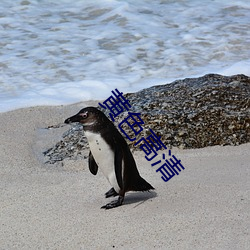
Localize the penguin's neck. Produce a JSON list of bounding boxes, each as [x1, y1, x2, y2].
[[82, 122, 108, 134]]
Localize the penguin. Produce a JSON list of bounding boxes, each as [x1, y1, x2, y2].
[[65, 107, 154, 209]]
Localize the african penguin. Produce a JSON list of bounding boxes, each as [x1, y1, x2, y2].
[[65, 107, 154, 209]]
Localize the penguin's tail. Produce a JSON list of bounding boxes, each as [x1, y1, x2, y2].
[[131, 176, 154, 192]]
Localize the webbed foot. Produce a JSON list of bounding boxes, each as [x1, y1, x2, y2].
[[105, 187, 118, 198], [101, 196, 124, 209]]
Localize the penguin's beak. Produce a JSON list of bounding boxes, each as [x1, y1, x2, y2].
[[64, 114, 81, 124]]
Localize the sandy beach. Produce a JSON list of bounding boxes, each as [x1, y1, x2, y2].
[[0, 102, 249, 250]]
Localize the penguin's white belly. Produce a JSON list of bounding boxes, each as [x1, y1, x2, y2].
[[85, 131, 120, 193]]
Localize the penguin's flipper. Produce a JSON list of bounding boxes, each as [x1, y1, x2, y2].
[[105, 187, 118, 198], [88, 151, 98, 175], [114, 146, 124, 190], [101, 196, 124, 209]]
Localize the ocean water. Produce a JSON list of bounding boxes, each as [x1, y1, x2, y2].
[[0, 0, 249, 112]]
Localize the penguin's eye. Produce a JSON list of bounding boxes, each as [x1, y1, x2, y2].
[[79, 112, 88, 119]]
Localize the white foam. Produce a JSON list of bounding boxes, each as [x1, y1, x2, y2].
[[0, 0, 249, 112], [218, 60, 250, 76]]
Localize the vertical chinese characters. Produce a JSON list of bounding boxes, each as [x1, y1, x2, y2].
[[99, 89, 185, 182]]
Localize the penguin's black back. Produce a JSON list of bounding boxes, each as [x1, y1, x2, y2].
[[98, 114, 154, 192]]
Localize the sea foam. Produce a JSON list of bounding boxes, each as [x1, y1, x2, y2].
[[0, 0, 249, 112]]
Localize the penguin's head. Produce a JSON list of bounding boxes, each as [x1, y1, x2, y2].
[[65, 107, 108, 129]]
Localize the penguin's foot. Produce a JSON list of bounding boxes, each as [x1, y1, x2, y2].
[[105, 187, 118, 198], [101, 196, 124, 209]]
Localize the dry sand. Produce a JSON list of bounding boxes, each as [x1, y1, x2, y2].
[[0, 102, 249, 250]]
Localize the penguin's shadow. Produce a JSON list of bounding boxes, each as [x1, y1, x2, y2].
[[122, 190, 157, 208]]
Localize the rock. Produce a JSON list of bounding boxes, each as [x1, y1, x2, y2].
[[43, 74, 250, 164]]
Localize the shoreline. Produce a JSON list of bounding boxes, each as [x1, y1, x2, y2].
[[0, 103, 249, 249]]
